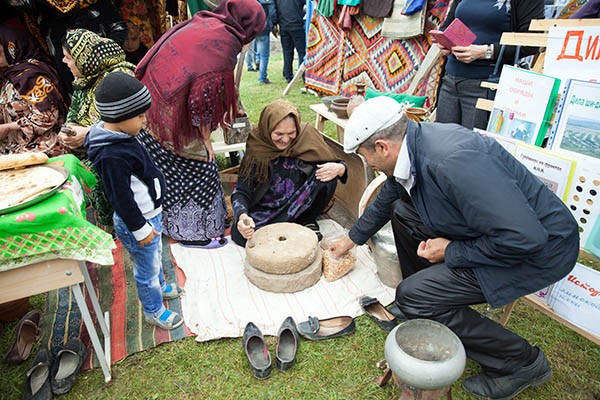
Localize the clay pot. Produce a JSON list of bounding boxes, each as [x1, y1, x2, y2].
[[384, 319, 466, 390], [347, 82, 367, 117], [322, 95, 346, 111], [405, 107, 430, 122], [330, 97, 350, 119]]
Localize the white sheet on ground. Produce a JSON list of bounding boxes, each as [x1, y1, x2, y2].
[[171, 219, 396, 341]]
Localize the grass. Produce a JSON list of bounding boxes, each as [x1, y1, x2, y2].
[[1, 52, 600, 400]]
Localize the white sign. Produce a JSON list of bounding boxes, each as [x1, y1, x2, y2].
[[544, 27, 600, 88], [548, 263, 600, 339]]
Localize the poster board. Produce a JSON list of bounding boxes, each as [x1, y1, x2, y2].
[[548, 79, 600, 161], [486, 66, 560, 146], [544, 26, 600, 89]]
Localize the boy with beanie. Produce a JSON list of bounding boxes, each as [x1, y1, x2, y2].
[[86, 71, 184, 330]]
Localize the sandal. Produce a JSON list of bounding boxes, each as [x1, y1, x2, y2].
[[145, 309, 184, 330], [162, 283, 183, 300]]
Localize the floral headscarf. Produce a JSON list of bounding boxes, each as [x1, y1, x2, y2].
[[63, 29, 135, 125]]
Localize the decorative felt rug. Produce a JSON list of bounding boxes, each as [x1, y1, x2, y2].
[[40, 237, 192, 369], [305, 0, 450, 101], [173, 219, 396, 341]]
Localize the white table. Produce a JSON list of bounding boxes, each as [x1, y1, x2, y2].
[[309, 103, 348, 143], [0, 259, 112, 382]]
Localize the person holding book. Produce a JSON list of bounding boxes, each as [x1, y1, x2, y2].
[[433, 0, 544, 130], [331, 97, 579, 400], [86, 72, 184, 330]]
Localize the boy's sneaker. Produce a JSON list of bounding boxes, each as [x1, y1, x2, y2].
[[162, 283, 183, 300], [145, 309, 184, 330]]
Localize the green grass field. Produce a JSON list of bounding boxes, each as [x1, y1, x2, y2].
[[1, 52, 599, 400]]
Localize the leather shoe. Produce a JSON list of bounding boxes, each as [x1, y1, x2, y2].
[[462, 347, 552, 400], [242, 322, 272, 379], [5, 309, 42, 365], [359, 296, 398, 332], [50, 338, 87, 395], [276, 317, 298, 371], [297, 316, 355, 340], [21, 349, 53, 400], [387, 303, 407, 320]]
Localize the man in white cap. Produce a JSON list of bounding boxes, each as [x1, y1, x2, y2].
[[332, 96, 579, 399]]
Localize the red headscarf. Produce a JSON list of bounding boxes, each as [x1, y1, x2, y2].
[[0, 25, 67, 116], [135, 0, 266, 153]]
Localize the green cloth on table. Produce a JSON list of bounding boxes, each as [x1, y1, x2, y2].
[[0, 154, 115, 269], [365, 87, 427, 108], [187, 0, 211, 15]]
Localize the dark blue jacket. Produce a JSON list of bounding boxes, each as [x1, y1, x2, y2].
[[350, 122, 579, 307], [86, 124, 166, 240]]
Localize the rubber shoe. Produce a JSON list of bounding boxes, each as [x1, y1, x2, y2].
[[145, 309, 184, 330], [162, 283, 183, 300], [462, 347, 552, 400]]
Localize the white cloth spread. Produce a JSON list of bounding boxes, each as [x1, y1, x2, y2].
[[172, 219, 396, 341]]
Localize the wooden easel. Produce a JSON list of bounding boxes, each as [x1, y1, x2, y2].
[[478, 19, 600, 346]]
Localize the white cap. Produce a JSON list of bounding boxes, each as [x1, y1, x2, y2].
[[343, 96, 405, 153]]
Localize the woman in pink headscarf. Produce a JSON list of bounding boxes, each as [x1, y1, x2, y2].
[[135, 0, 265, 247]]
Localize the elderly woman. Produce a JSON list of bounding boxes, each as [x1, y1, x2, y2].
[[135, 0, 266, 248], [231, 99, 347, 247], [0, 25, 67, 156]]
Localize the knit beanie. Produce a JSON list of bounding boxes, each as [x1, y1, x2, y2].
[[95, 71, 151, 123]]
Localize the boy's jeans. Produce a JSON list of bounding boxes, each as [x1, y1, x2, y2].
[[255, 33, 270, 82], [113, 213, 165, 318]]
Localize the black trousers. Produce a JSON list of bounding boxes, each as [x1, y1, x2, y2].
[[391, 198, 536, 376]]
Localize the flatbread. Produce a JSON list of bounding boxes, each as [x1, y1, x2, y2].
[[0, 152, 48, 171], [0, 166, 66, 209]]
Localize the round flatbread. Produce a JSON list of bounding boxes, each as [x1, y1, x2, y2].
[[0, 165, 66, 209], [0, 152, 49, 171]]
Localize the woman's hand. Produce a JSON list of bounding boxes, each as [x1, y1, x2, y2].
[[59, 124, 88, 149], [316, 162, 345, 182], [452, 45, 487, 64], [237, 213, 255, 240], [416, 237, 451, 263], [329, 235, 356, 258], [0, 122, 20, 139]]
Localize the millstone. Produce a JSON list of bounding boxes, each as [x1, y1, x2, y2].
[[245, 222, 318, 274], [244, 250, 322, 293]]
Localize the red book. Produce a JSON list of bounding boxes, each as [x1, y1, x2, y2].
[[430, 18, 476, 49]]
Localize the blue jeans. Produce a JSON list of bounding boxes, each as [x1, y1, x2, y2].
[[113, 212, 166, 318], [245, 39, 257, 69], [255, 33, 270, 82]]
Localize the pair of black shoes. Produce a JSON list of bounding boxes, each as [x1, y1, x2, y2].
[[242, 317, 299, 379], [22, 338, 87, 400]]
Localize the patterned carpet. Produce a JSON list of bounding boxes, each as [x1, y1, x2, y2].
[[40, 236, 191, 370], [305, 0, 451, 101]]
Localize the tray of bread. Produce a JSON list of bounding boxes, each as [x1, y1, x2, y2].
[[0, 152, 69, 215]]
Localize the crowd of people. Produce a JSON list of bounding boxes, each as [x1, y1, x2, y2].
[[0, 0, 591, 399]]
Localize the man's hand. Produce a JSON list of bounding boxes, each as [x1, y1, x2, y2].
[[316, 162, 345, 182], [237, 213, 255, 240], [417, 237, 451, 263], [329, 234, 356, 258], [139, 229, 160, 247], [59, 124, 88, 149], [452, 45, 487, 64]]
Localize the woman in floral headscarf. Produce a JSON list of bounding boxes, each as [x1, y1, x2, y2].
[[58, 29, 135, 229], [0, 25, 68, 156], [231, 99, 347, 247], [58, 28, 135, 150], [135, 0, 266, 247]]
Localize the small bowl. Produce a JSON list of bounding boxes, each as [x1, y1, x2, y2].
[[332, 97, 350, 107], [322, 95, 346, 110]]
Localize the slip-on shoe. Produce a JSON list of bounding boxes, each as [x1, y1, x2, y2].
[[50, 338, 87, 395], [5, 309, 42, 365], [242, 322, 272, 379], [297, 316, 355, 340], [21, 349, 53, 400], [360, 296, 399, 332], [276, 317, 299, 371]]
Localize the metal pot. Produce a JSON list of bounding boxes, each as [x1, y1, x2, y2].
[[384, 319, 466, 390]]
